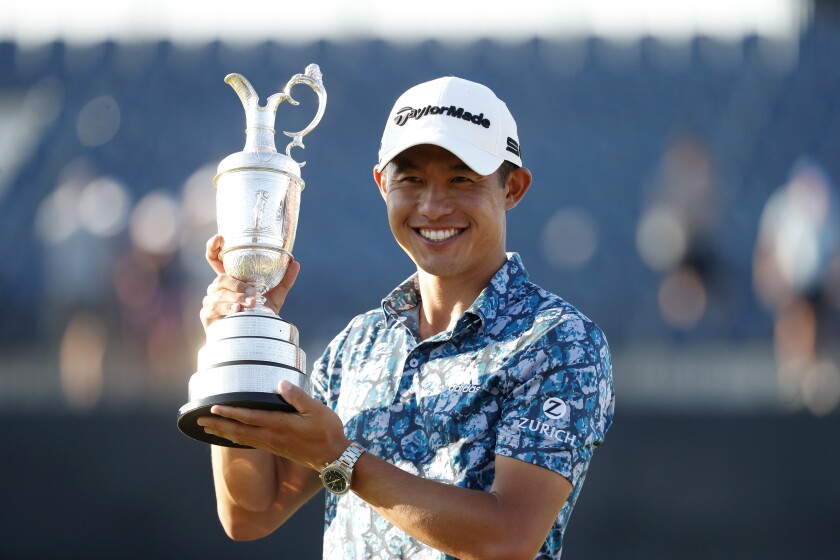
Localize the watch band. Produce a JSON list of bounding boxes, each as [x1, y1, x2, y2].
[[333, 441, 365, 472]]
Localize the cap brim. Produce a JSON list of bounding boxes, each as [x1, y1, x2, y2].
[[378, 132, 505, 177]]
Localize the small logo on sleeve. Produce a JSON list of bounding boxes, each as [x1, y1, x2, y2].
[[542, 397, 567, 420], [509, 398, 577, 447], [516, 417, 578, 446]]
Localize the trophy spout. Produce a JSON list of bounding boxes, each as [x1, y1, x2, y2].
[[225, 73, 287, 156], [224, 64, 327, 166]]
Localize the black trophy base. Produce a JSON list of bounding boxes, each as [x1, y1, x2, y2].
[[177, 392, 297, 448]]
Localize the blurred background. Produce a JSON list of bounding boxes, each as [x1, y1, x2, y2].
[[1, 0, 839, 558]]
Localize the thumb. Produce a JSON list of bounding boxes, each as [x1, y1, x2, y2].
[[206, 234, 226, 276], [279, 379, 311, 412]]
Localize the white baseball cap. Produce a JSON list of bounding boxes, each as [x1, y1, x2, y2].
[[378, 76, 522, 176]]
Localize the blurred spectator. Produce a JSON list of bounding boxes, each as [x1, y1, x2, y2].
[[636, 131, 723, 330], [753, 159, 840, 414]]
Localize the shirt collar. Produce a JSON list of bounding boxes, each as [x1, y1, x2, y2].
[[381, 253, 531, 333], [466, 252, 530, 329]]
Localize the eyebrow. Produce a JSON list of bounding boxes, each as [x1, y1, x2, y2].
[[390, 160, 474, 173]]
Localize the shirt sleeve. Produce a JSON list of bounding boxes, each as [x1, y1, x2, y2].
[[495, 314, 614, 488]]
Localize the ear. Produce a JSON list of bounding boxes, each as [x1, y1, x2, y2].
[[504, 167, 532, 210], [373, 164, 387, 201]]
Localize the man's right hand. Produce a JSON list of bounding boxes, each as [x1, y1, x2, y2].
[[200, 234, 301, 330]]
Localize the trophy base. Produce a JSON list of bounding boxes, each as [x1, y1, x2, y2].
[[177, 391, 296, 448]]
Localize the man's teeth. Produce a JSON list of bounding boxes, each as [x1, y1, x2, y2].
[[419, 228, 461, 241]]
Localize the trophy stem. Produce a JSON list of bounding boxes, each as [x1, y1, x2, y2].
[[238, 281, 275, 315], [256, 281, 268, 308]]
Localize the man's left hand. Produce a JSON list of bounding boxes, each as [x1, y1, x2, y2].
[[197, 380, 350, 472]]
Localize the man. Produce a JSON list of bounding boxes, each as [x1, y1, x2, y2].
[[198, 76, 614, 559]]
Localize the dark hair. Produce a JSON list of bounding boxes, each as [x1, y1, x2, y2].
[[497, 160, 519, 186]]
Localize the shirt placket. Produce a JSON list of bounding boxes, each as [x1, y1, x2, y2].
[[395, 343, 428, 405]]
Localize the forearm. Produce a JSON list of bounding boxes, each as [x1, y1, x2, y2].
[[211, 446, 278, 514], [351, 454, 549, 560], [210, 446, 320, 540], [210, 446, 279, 539]]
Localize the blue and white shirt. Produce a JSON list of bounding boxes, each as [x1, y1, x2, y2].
[[311, 253, 614, 559]]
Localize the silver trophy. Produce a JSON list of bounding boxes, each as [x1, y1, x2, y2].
[[178, 64, 327, 447]]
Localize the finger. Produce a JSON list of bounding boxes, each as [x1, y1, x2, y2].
[[204, 290, 255, 309], [199, 416, 262, 448], [197, 414, 237, 431], [265, 259, 301, 313], [207, 274, 254, 297], [205, 276, 256, 312], [203, 286, 254, 310], [205, 234, 226, 276], [201, 293, 249, 319], [200, 289, 256, 329], [278, 380, 313, 414], [279, 259, 301, 290], [209, 405, 283, 428]]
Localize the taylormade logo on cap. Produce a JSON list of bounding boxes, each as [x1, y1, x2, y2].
[[393, 105, 491, 128], [378, 76, 522, 176]]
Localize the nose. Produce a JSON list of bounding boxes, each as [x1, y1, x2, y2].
[[417, 182, 454, 220]]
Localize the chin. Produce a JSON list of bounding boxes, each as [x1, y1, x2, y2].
[[415, 260, 462, 278]]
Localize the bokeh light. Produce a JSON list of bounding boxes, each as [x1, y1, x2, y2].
[[181, 162, 217, 229], [34, 179, 82, 245], [540, 207, 599, 269], [129, 190, 181, 255], [801, 361, 840, 416], [59, 313, 107, 410], [23, 76, 64, 125], [636, 206, 687, 272], [78, 176, 131, 237], [179, 162, 220, 285], [0, 77, 64, 200], [658, 266, 707, 329], [76, 94, 121, 147]]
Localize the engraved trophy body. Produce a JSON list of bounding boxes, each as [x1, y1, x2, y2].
[[178, 65, 326, 448]]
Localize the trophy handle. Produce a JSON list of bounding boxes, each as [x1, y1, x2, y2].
[[281, 64, 327, 167]]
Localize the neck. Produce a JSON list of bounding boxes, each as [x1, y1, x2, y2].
[[416, 254, 507, 340]]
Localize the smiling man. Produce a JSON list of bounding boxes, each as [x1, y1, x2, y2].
[[198, 76, 615, 559]]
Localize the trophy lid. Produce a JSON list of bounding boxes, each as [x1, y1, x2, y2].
[[216, 65, 326, 184]]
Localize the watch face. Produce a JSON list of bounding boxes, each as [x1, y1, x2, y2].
[[322, 467, 349, 495]]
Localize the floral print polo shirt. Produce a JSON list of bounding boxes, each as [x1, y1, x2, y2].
[[311, 253, 615, 559]]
